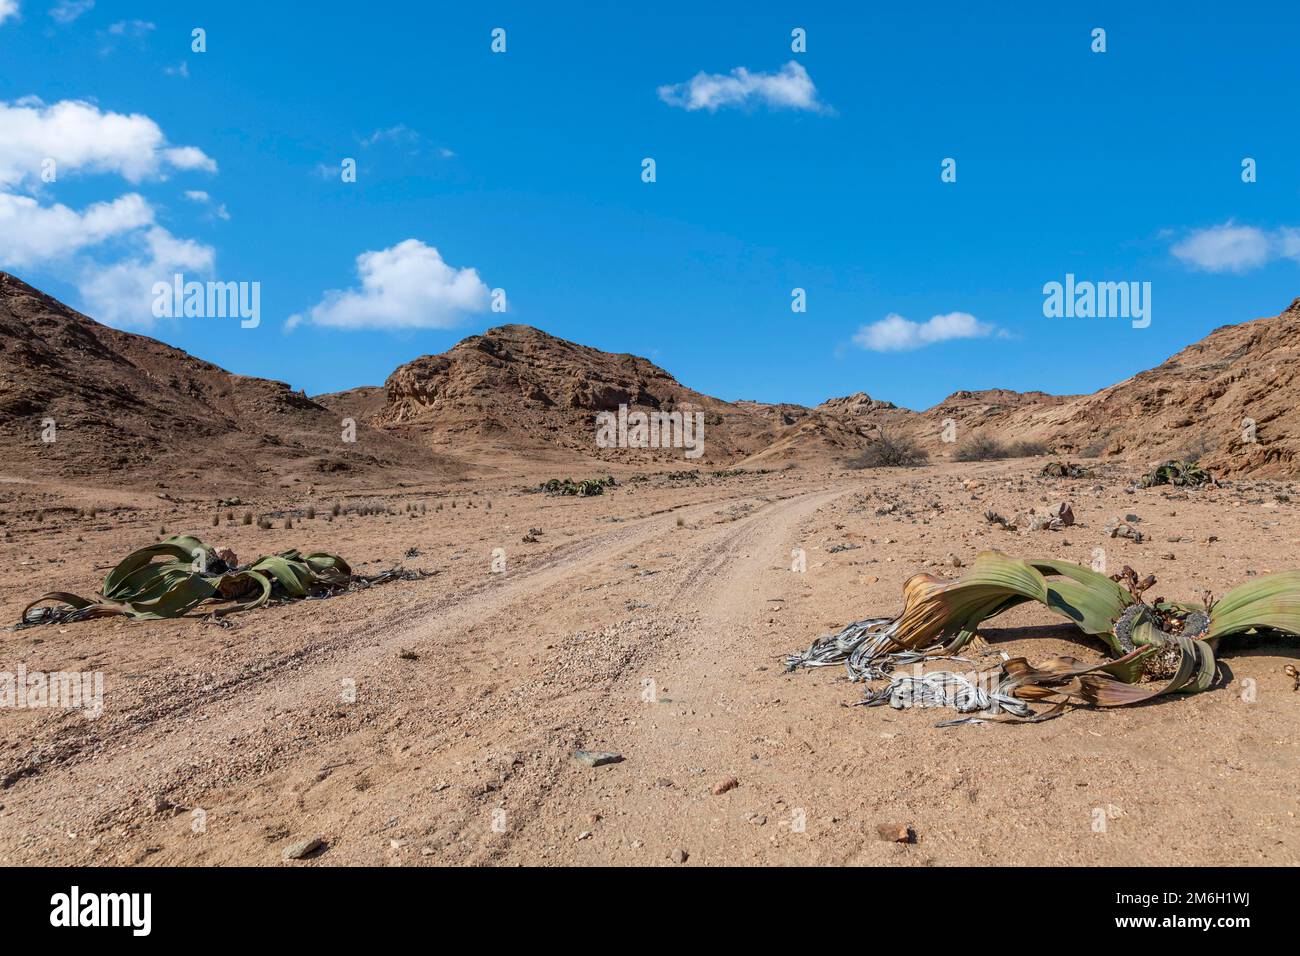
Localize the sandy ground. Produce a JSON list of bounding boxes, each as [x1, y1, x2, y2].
[[0, 460, 1297, 866]]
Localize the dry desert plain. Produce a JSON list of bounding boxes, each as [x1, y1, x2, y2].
[[1, 458, 1297, 866]]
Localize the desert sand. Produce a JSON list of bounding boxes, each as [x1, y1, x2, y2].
[[2, 458, 1297, 866], [2, 272, 1298, 866]]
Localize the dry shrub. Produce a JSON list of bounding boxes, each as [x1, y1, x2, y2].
[[849, 431, 928, 469], [954, 433, 1008, 462]]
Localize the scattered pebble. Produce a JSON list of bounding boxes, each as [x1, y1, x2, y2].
[[282, 835, 324, 861], [573, 749, 623, 768], [876, 823, 915, 844]]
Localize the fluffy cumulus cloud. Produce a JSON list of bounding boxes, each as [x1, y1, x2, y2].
[[0, 98, 216, 189], [287, 239, 490, 331], [161, 146, 217, 173], [1171, 221, 1300, 273], [853, 311, 1001, 352], [1172, 223, 1271, 273], [0, 1, 18, 26], [0, 192, 153, 267], [0, 98, 218, 328], [658, 61, 829, 113], [77, 226, 215, 328]]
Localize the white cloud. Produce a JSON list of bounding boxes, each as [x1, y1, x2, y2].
[[0, 98, 217, 188], [183, 188, 229, 220], [362, 125, 419, 148], [0, 97, 218, 328], [50, 0, 92, 24], [853, 311, 1001, 352], [288, 239, 490, 331], [77, 226, 215, 328], [0, 192, 152, 267], [1171, 222, 1273, 273], [0, 1, 18, 26], [360, 125, 455, 159], [658, 61, 829, 114], [1279, 228, 1300, 265], [106, 18, 152, 36], [162, 146, 217, 173], [97, 19, 154, 55]]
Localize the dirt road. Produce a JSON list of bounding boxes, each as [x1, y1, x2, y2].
[[2, 466, 1297, 865]]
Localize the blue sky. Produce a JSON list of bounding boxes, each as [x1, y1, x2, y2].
[[2, 1, 1299, 410]]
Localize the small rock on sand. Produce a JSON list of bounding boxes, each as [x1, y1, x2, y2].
[[282, 835, 324, 860], [876, 823, 915, 843], [573, 749, 623, 768]]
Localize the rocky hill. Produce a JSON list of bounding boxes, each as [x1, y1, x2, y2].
[[3, 270, 1298, 484], [990, 297, 1300, 476], [365, 324, 884, 466], [0, 272, 464, 491]]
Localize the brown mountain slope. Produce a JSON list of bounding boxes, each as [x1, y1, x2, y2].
[[892, 388, 1073, 451], [0, 272, 465, 490], [4, 271, 1298, 484], [920, 388, 1073, 431], [985, 297, 1300, 476], [314, 385, 388, 424], [362, 325, 882, 467], [815, 299, 1300, 477]]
